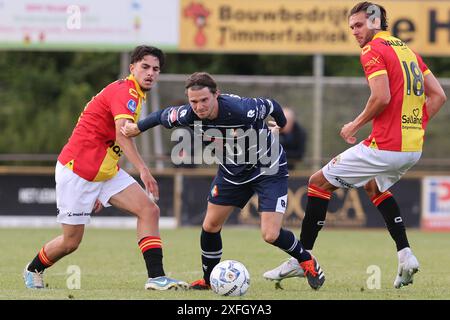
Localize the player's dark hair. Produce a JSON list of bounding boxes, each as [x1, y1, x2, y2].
[[349, 2, 388, 31], [130, 45, 165, 68], [185, 72, 218, 94]]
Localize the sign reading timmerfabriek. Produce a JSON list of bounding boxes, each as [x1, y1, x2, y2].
[[179, 0, 450, 56]]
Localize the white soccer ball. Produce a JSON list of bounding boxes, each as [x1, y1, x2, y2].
[[210, 260, 250, 296]]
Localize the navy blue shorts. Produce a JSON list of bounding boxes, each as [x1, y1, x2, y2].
[[207, 166, 288, 213]]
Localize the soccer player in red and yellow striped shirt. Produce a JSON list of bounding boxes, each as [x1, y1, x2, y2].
[[23, 46, 188, 291], [264, 2, 446, 289]]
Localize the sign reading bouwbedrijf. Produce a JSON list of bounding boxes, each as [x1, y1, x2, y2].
[[180, 0, 450, 56]]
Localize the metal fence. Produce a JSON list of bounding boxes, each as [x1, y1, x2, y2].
[[1, 73, 449, 172], [145, 73, 450, 172]]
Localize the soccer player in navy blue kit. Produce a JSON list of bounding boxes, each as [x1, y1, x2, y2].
[[121, 72, 325, 290]]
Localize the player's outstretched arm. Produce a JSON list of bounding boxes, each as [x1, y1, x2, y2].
[[122, 105, 193, 138], [424, 73, 447, 120], [267, 99, 287, 129], [121, 109, 165, 138]]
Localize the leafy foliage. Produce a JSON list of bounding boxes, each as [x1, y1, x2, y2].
[[0, 51, 447, 154]]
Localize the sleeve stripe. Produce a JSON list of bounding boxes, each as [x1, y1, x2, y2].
[[114, 114, 135, 121], [367, 70, 388, 80], [423, 69, 431, 76], [266, 99, 274, 114]]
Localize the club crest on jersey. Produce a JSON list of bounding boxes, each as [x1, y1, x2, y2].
[[361, 45, 371, 55], [129, 88, 138, 99], [211, 185, 219, 198], [127, 99, 137, 113], [331, 155, 341, 166]]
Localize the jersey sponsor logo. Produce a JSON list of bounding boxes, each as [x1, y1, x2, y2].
[[247, 109, 255, 118], [106, 140, 123, 157], [364, 55, 381, 68], [361, 45, 371, 55], [402, 108, 422, 125], [127, 99, 137, 113], [129, 88, 138, 99]]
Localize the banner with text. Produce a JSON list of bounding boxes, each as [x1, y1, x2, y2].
[[0, 0, 179, 51], [422, 176, 450, 231], [179, 0, 450, 56], [0, 174, 174, 218], [181, 176, 422, 228]]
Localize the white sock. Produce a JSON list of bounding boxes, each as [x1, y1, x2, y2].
[[398, 247, 412, 262]]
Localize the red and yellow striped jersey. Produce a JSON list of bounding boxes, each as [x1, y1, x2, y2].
[[360, 31, 431, 152], [58, 75, 144, 181]]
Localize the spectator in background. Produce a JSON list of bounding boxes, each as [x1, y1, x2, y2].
[[279, 107, 307, 170]]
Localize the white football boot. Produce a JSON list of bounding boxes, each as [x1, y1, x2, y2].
[[263, 257, 305, 281], [394, 250, 420, 289]]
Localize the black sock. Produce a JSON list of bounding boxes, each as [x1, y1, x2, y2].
[[28, 247, 53, 273], [201, 228, 222, 284], [139, 236, 165, 278], [372, 192, 410, 251], [271, 228, 311, 262], [300, 185, 331, 250]]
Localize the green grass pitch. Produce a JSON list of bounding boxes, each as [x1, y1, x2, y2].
[[1, 227, 449, 300]]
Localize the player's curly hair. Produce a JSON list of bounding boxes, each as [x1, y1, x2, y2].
[[130, 45, 165, 68], [185, 72, 218, 94], [349, 2, 388, 31]]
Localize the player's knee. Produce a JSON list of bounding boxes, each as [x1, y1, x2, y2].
[[151, 202, 160, 216], [308, 171, 322, 186], [145, 202, 160, 220], [363, 183, 377, 198], [62, 239, 81, 254], [202, 221, 222, 233], [261, 229, 279, 244]]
